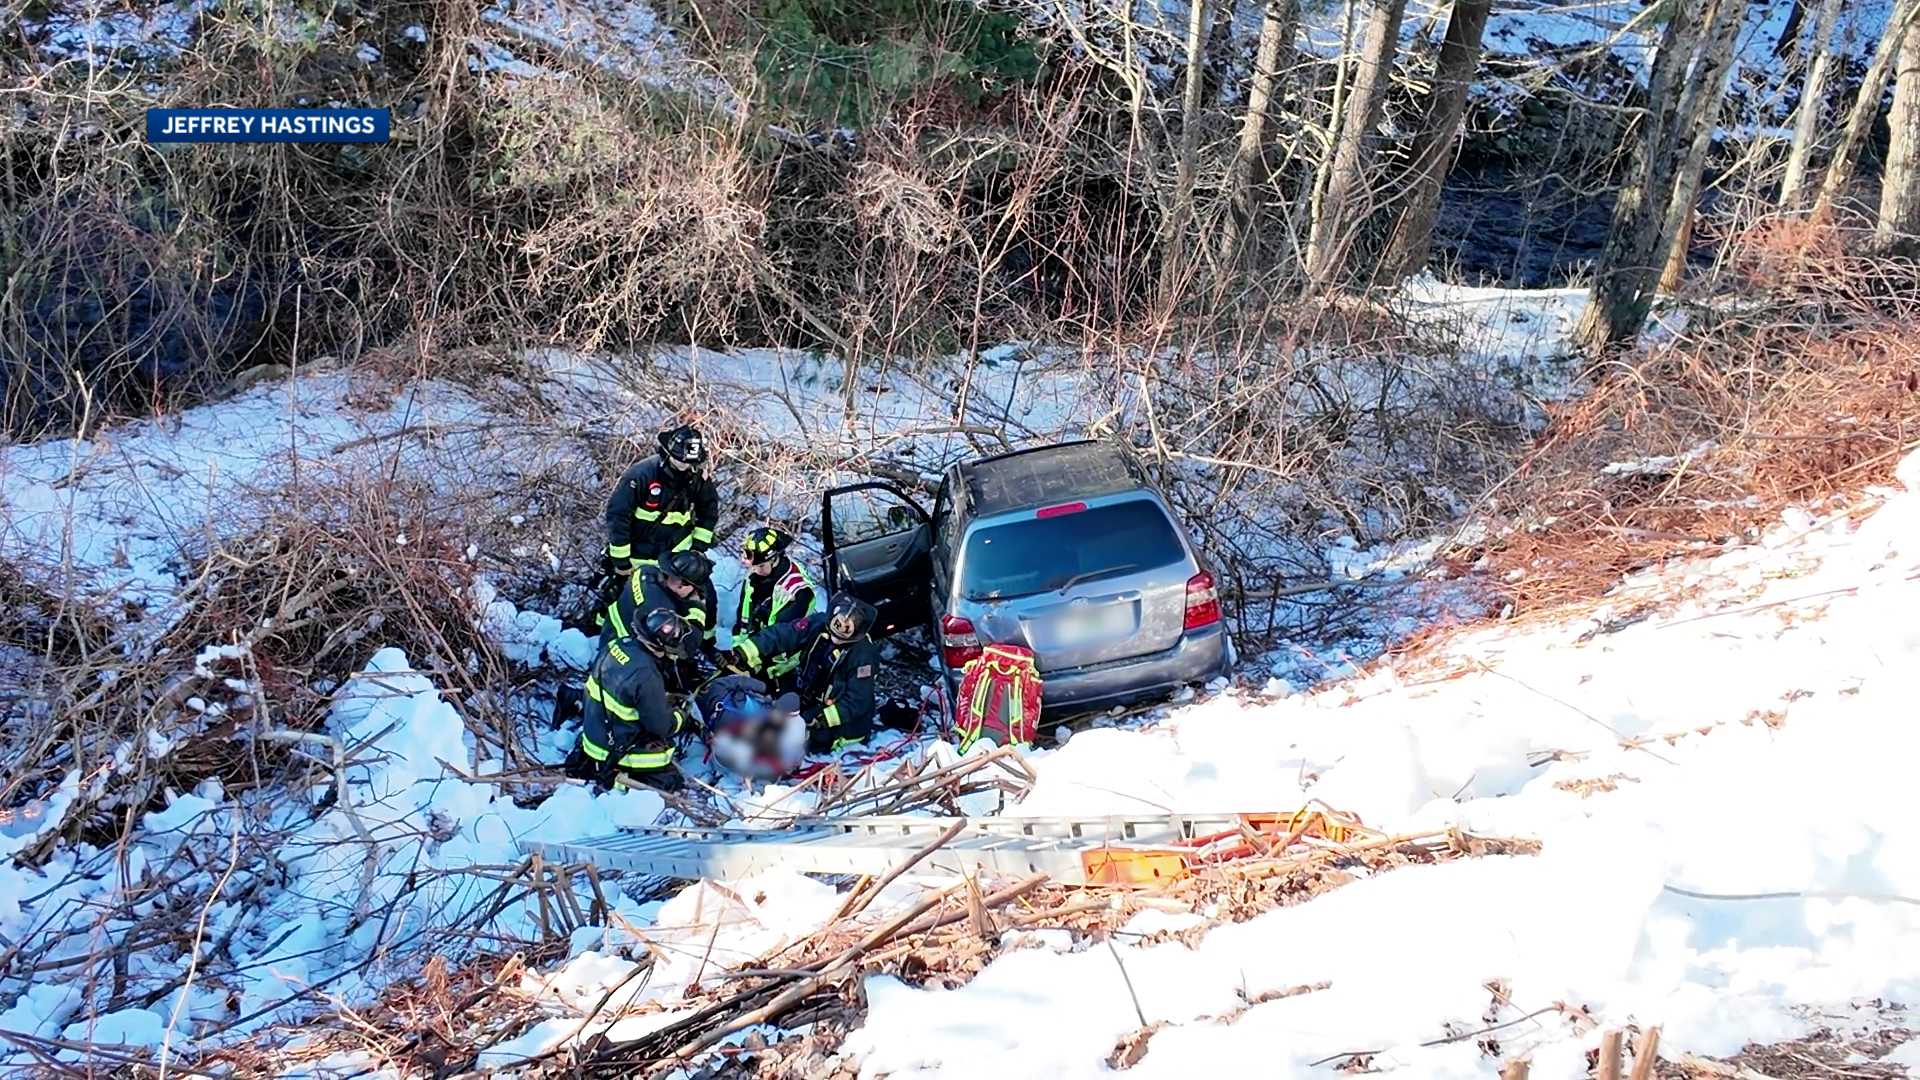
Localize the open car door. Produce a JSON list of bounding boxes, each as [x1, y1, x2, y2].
[[821, 482, 932, 637]]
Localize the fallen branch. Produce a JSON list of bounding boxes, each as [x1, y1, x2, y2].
[[1675, 1053, 1785, 1080], [1304, 1005, 1561, 1067], [836, 819, 969, 921], [256, 729, 381, 918], [664, 879, 974, 1061]]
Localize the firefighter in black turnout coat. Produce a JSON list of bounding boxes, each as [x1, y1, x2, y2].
[[565, 609, 696, 791], [604, 426, 720, 573], [602, 551, 717, 650], [727, 594, 881, 752]]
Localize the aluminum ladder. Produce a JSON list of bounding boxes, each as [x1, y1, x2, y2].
[[519, 810, 1357, 886]]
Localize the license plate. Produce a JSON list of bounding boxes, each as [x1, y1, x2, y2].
[[1055, 605, 1130, 646]]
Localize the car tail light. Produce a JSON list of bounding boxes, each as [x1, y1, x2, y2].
[[1184, 571, 1221, 631], [940, 614, 982, 668], [1034, 501, 1087, 519]]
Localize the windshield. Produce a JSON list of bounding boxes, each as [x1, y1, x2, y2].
[[961, 499, 1186, 600]]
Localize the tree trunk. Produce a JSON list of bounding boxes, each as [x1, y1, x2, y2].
[[1206, 0, 1240, 105], [1876, 20, 1920, 248], [1161, 0, 1211, 297], [1223, 0, 1299, 267], [1304, 0, 1358, 274], [1379, 0, 1492, 283], [1575, 0, 1710, 354], [1305, 0, 1410, 287], [1779, 0, 1847, 207], [1813, 0, 1920, 221], [1657, 0, 1749, 291]]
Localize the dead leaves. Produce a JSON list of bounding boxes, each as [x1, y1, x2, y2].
[[1106, 1023, 1166, 1070], [1554, 773, 1638, 798]]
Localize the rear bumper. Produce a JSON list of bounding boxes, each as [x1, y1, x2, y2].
[[945, 624, 1234, 716]]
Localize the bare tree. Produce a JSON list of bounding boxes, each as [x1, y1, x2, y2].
[[1222, 0, 1300, 267], [1304, 0, 1359, 271], [1658, 0, 1749, 291], [1813, 0, 1920, 221], [1878, 19, 1920, 248], [1779, 0, 1846, 206], [1206, 0, 1240, 105], [1163, 0, 1212, 296], [1575, 0, 1711, 354], [1305, 0, 1410, 287], [1379, 0, 1492, 283]]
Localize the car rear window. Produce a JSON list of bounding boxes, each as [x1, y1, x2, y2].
[[960, 499, 1187, 600]]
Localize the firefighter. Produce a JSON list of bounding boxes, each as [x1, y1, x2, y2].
[[603, 551, 716, 648], [603, 425, 719, 575], [564, 609, 696, 791], [726, 594, 880, 752], [599, 551, 716, 694], [735, 526, 821, 684]]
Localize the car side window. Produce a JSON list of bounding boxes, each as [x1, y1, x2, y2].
[[939, 485, 966, 569], [930, 478, 952, 560], [830, 486, 921, 545]]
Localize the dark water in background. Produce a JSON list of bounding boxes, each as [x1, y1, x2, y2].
[[1430, 169, 1619, 288]]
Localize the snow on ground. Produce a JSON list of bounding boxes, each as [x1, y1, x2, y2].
[[0, 367, 589, 615], [0, 645, 673, 1059], [1209, 0, 1901, 86], [481, 0, 690, 85], [22, 0, 211, 65], [0, 278, 1602, 1062], [842, 452, 1920, 1078], [4, 281, 1916, 1071], [1396, 272, 1588, 393]]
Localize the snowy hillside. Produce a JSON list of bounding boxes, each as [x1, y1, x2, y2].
[[441, 443, 1920, 1078], [848, 453, 1920, 1077], [1, 261, 1915, 1075]]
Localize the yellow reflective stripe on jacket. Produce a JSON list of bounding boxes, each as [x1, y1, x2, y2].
[[579, 734, 673, 770], [604, 573, 646, 640], [633, 506, 664, 522], [607, 542, 631, 560], [660, 510, 693, 527], [585, 676, 640, 722], [690, 526, 714, 545], [830, 737, 861, 751], [684, 605, 708, 627], [580, 733, 610, 761], [617, 745, 673, 769], [821, 702, 842, 728], [737, 638, 762, 668]]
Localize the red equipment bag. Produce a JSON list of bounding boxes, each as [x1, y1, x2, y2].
[[953, 644, 1043, 751]]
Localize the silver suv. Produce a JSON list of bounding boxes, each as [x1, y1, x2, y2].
[[820, 440, 1234, 714]]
